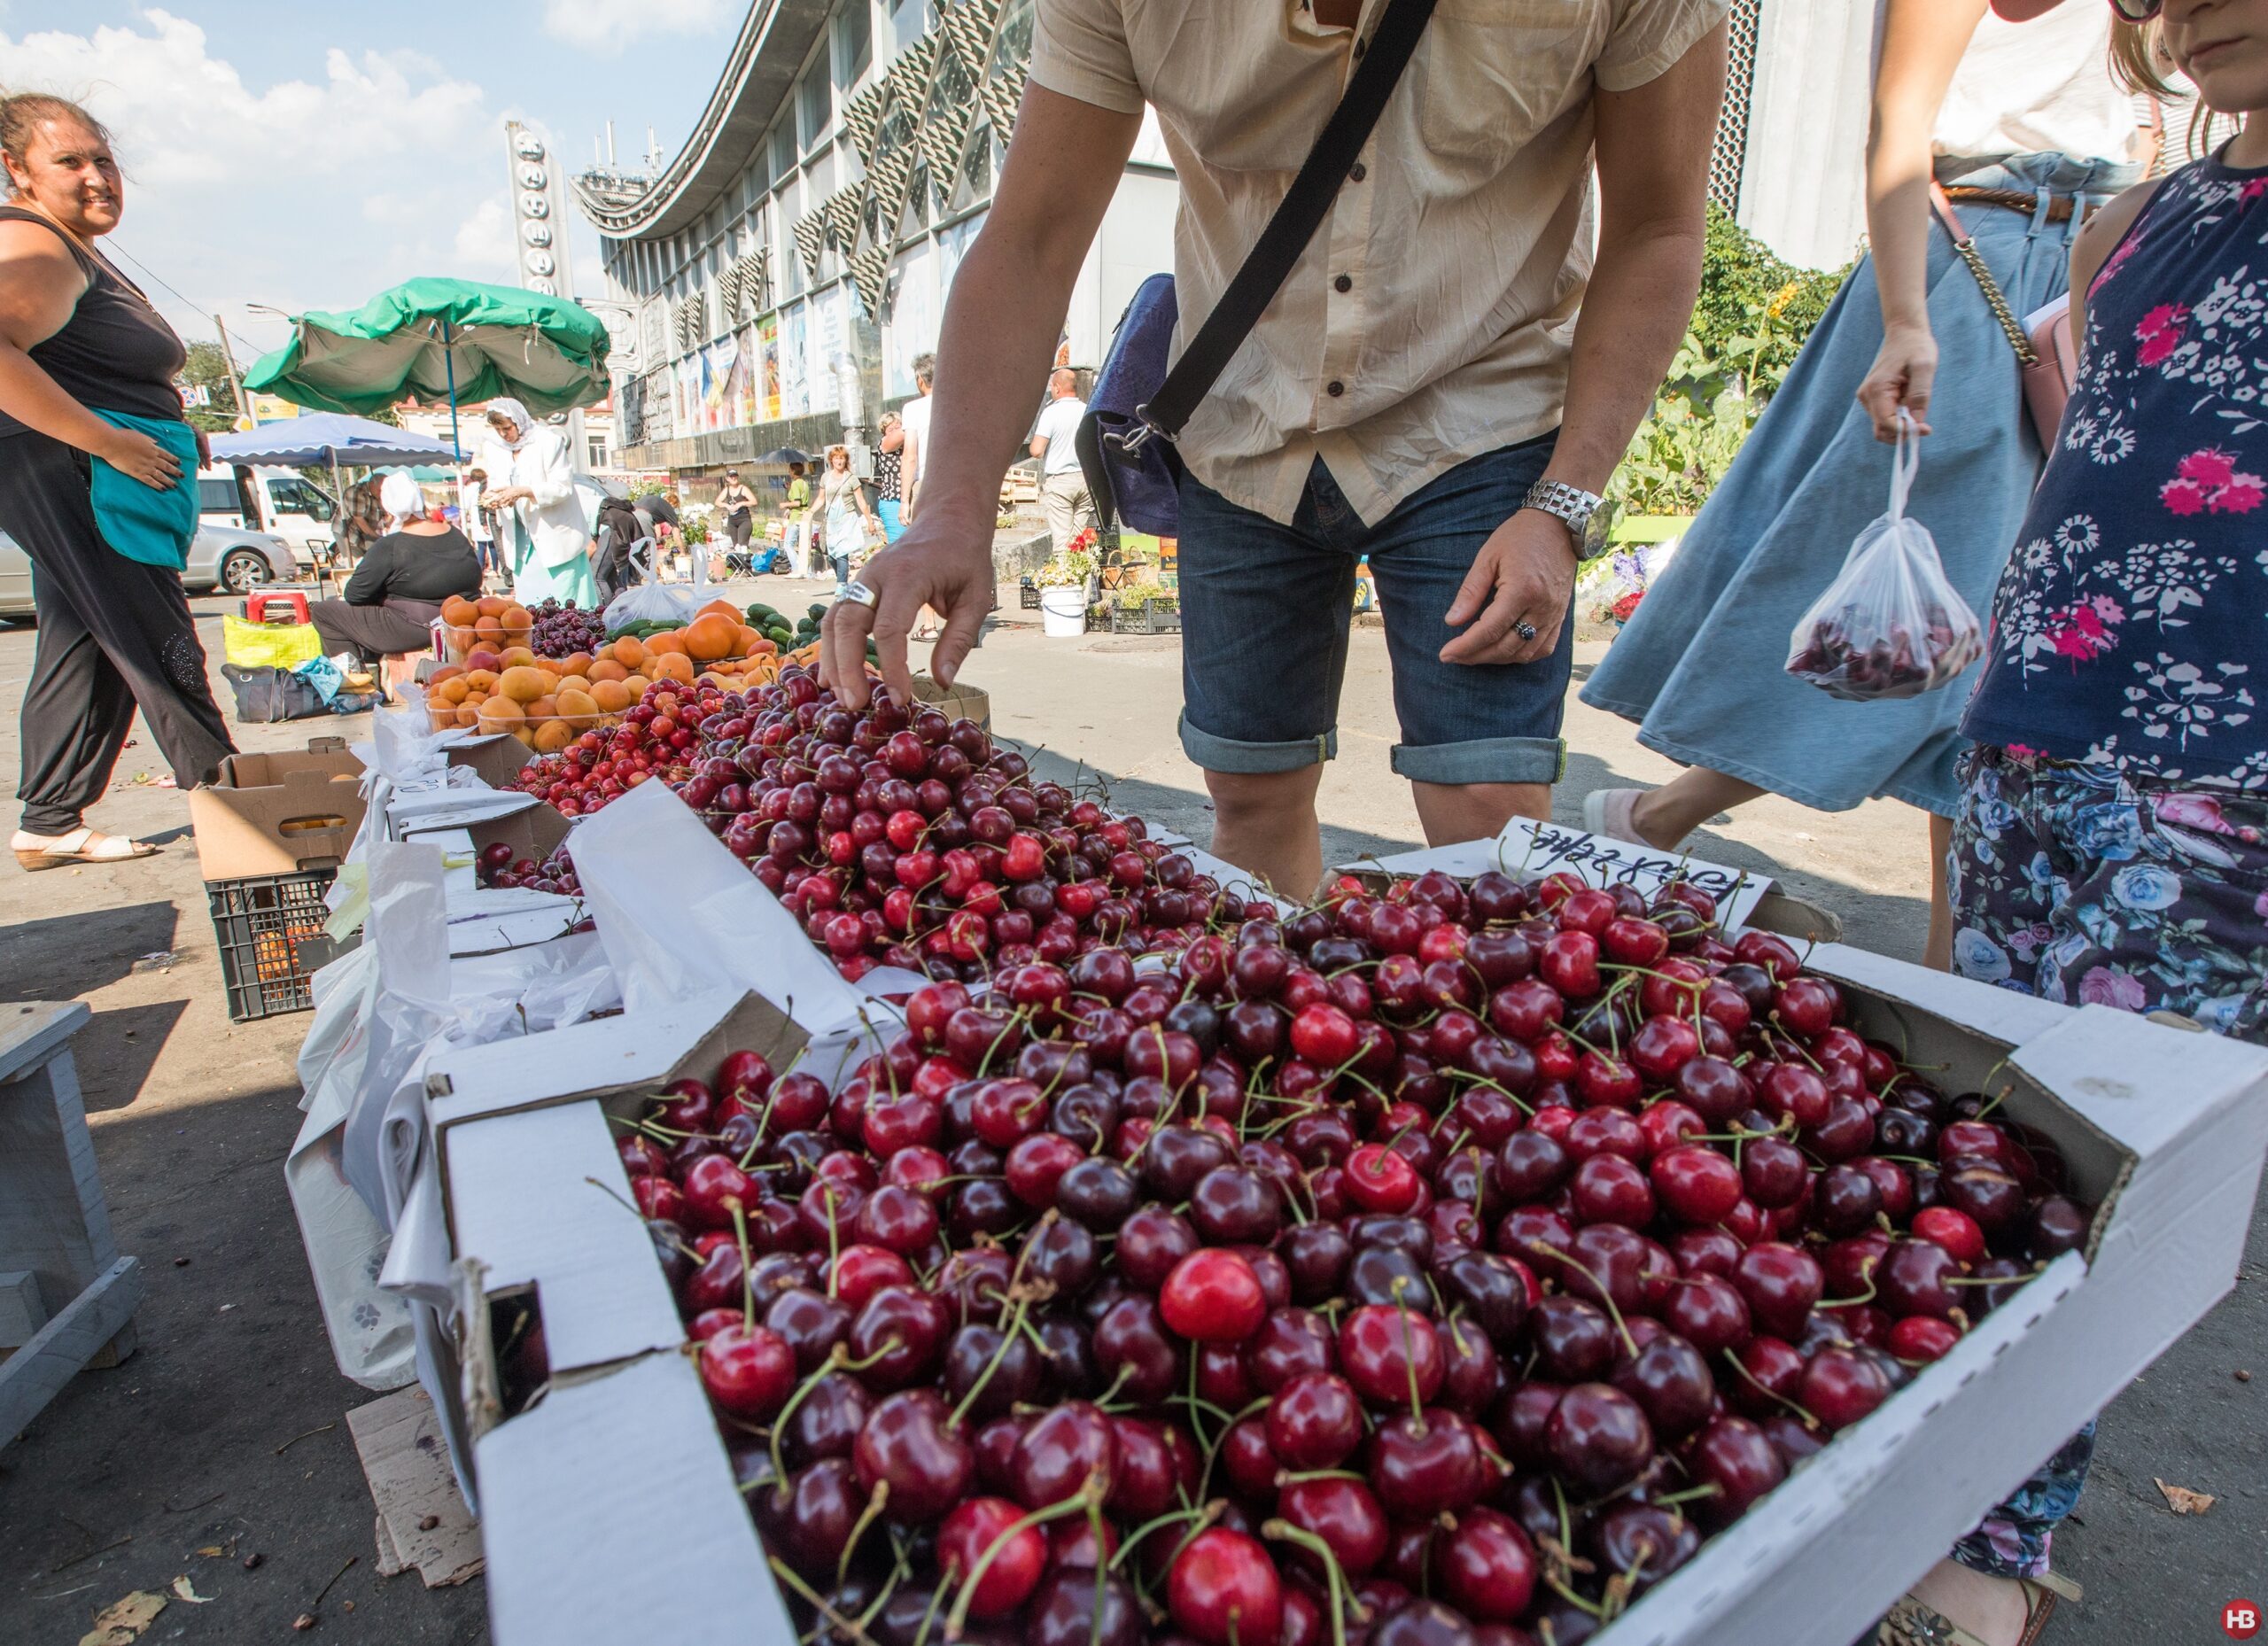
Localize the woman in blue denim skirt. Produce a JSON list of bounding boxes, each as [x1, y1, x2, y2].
[[1580, 0, 2147, 971]]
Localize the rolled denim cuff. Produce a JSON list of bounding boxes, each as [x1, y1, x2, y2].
[[1179, 710, 1336, 774], [1390, 736, 1566, 787]]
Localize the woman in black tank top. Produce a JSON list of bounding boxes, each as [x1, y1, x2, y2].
[[0, 95, 234, 869]]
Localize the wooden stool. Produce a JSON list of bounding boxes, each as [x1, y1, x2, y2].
[[0, 1002, 143, 1443]]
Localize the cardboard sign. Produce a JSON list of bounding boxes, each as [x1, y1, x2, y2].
[[1358, 818, 1775, 933]]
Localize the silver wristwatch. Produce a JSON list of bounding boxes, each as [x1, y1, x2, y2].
[[1523, 478, 1604, 546]]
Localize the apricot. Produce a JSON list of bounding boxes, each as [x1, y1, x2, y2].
[[589, 679, 631, 713], [532, 720, 576, 753], [498, 666, 549, 703]]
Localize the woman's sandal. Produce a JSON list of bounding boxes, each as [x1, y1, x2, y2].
[[1878, 1572, 2079, 1646], [12, 827, 160, 871]]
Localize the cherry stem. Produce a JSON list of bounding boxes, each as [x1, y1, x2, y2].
[[771, 1557, 881, 1646], [1537, 1246, 1639, 1360], [1273, 1469, 1365, 1487], [944, 1484, 1101, 1640], [1109, 1501, 1218, 1573], [1391, 1282, 1426, 1429], [731, 1203, 757, 1332], [839, 1479, 890, 1587], [1261, 1519, 1354, 1646], [950, 1298, 1031, 1429], [1718, 1346, 1821, 1425], [1647, 1483, 1721, 1510], [771, 1342, 849, 1486], [1085, 1497, 1112, 1646]]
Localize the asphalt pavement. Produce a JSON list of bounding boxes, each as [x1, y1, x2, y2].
[[0, 577, 2255, 1645]]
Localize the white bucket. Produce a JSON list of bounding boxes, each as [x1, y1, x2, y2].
[[1039, 586, 1085, 638]]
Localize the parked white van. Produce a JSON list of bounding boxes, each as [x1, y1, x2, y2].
[[198, 465, 334, 572]]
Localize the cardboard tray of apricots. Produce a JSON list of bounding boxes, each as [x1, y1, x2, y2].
[[425, 596, 786, 754]]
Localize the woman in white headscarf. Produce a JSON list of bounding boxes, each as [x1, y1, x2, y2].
[[310, 470, 481, 661], [478, 397, 597, 607]]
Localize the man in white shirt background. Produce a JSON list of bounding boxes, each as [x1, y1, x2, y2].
[[1028, 366, 1095, 555]]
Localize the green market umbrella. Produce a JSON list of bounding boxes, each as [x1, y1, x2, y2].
[[242, 276, 611, 456]]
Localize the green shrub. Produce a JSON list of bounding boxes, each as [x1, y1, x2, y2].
[[1601, 206, 1852, 533]]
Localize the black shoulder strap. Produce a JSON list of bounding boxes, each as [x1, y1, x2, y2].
[[1138, 0, 1438, 441]]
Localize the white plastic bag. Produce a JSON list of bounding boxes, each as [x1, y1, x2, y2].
[[601, 579, 699, 634], [1785, 416, 1982, 701]]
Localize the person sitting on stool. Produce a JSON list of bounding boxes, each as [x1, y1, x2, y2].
[[310, 472, 480, 663]]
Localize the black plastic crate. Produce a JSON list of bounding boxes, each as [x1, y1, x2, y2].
[[1109, 604, 1183, 635], [206, 869, 352, 1021]]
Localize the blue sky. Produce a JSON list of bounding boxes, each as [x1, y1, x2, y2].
[[0, 2, 743, 358]]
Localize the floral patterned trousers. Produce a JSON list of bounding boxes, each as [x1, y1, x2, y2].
[[1944, 746, 2268, 1576], [1948, 747, 2268, 1039]]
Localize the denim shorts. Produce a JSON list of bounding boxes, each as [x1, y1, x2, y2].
[[1176, 434, 1571, 786]]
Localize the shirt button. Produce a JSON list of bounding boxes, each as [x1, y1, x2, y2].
[[1348, 162, 1367, 182], [1325, 380, 1345, 398], [1333, 275, 1352, 293]]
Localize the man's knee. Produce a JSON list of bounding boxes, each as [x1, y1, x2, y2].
[[1205, 765, 1320, 822]]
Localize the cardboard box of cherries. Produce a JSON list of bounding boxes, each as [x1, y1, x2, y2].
[[608, 863, 2109, 1646]]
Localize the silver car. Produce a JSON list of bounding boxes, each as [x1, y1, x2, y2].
[[0, 524, 299, 619]]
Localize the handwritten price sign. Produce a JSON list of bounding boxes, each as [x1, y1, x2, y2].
[[1357, 819, 1775, 934]]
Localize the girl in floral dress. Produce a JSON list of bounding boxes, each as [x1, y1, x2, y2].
[[1899, 10, 2268, 1643], [1953, 5, 2268, 1045]]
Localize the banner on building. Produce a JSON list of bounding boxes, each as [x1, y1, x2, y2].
[[703, 336, 739, 433], [676, 359, 703, 435], [732, 328, 759, 428], [758, 314, 781, 423], [810, 285, 844, 417], [888, 242, 939, 400], [781, 301, 809, 419]]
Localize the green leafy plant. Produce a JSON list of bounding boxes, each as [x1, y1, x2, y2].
[[1037, 551, 1095, 588], [1601, 207, 1850, 537]]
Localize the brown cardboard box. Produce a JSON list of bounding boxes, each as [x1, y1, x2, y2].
[[443, 734, 536, 788], [911, 674, 990, 731], [190, 736, 365, 880]]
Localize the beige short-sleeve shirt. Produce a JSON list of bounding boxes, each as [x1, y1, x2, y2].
[[1030, 0, 1728, 526]]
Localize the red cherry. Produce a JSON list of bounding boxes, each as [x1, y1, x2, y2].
[[1167, 1528, 1282, 1646], [697, 1323, 796, 1418], [939, 1496, 1048, 1618], [1160, 1249, 1269, 1343], [1343, 1144, 1420, 1215]]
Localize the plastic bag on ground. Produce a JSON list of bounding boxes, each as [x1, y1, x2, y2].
[[1785, 416, 1982, 701]]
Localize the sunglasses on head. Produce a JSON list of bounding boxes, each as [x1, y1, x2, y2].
[[2110, 0, 2162, 19]]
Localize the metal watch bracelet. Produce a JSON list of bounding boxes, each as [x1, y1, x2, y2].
[[1523, 478, 1604, 544]]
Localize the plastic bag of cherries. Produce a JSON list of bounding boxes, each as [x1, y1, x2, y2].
[[615, 864, 2092, 1646], [1786, 417, 1980, 702]]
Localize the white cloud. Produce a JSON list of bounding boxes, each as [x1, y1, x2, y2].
[[540, 0, 734, 52], [0, 10, 529, 348]]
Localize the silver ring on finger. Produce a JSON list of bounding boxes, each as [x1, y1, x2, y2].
[[839, 580, 879, 610], [1514, 619, 1538, 643]]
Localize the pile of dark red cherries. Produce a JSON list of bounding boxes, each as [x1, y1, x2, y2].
[[1785, 603, 1983, 702], [497, 670, 1243, 977], [616, 859, 2090, 1646], [524, 596, 611, 659]]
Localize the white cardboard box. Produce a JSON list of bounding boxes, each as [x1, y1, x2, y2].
[[1597, 943, 2268, 1642], [1341, 828, 2268, 1639], [423, 988, 808, 1646]]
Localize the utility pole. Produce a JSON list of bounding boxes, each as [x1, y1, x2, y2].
[[213, 315, 251, 430]]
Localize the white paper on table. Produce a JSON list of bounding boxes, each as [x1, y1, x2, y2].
[[1355, 817, 1775, 933], [567, 781, 920, 1083]]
